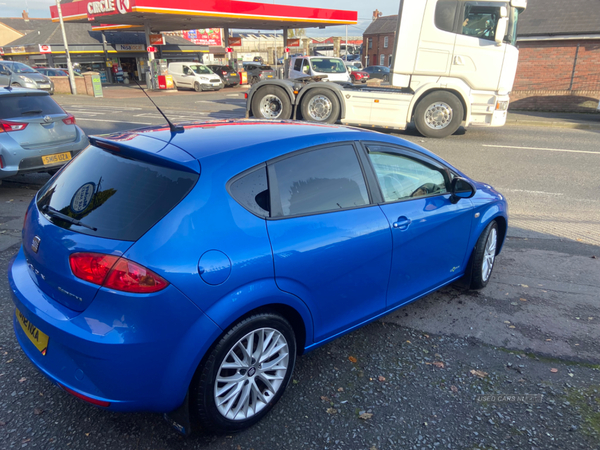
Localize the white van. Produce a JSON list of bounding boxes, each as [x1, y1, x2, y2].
[[167, 62, 223, 92], [288, 57, 351, 83]]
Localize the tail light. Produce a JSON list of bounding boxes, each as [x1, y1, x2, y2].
[[222, 71, 228, 75], [62, 114, 76, 125], [70, 252, 169, 293], [0, 120, 28, 132]]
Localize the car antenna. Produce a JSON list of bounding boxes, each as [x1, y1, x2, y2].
[[132, 78, 184, 134]]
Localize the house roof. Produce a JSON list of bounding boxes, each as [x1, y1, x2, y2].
[[0, 17, 51, 35], [363, 15, 398, 36], [517, 0, 600, 36], [4, 22, 195, 47]]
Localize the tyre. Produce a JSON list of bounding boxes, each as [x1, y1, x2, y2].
[[300, 88, 340, 124], [194, 82, 202, 92], [251, 86, 292, 120], [414, 91, 464, 138], [192, 313, 296, 433], [469, 221, 499, 290]]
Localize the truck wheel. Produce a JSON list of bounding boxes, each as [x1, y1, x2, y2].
[[194, 82, 202, 92], [414, 91, 464, 138], [191, 313, 296, 433], [251, 86, 292, 120], [300, 88, 340, 124]]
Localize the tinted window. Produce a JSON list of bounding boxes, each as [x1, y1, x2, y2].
[[367, 148, 448, 202], [272, 145, 369, 217], [310, 58, 346, 74], [0, 94, 64, 120], [10, 62, 36, 73], [293, 59, 302, 71], [258, 65, 273, 71], [36, 146, 198, 241], [229, 167, 270, 217], [435, 0, 458, 32]]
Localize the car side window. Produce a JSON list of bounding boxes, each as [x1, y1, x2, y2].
[[293, 59, 302, 71], [367, 147, 448, 202], [302, 59, 310, 74], [229, 166, 270, 217], [271, 144, 369, 217], [183, 66, 190, 75]]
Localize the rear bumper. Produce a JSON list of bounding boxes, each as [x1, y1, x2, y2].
[[200, 82, 223, 90], [0, 126, 88, 180], [8, 246, 222, 413]]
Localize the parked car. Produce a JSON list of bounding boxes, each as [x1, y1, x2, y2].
[[33, 67, 83, 77], [167, 62, 223, 92], [0, 88, 88, 183], [0, 61, 54, 94], [9, 120, 506, 433], [347, 65, 370, 83], [344, 60, 363, 70], [242, 62, 276, 84], [288, 56, 351, 83], [362, 65, 391, 82], [206, 65, 240, 87]]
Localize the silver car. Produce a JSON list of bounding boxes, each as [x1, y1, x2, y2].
[[0, 61, 55, 94], [0, 88, 88, 183]]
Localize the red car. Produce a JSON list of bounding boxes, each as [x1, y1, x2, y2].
[[348, 66, 370, 83]]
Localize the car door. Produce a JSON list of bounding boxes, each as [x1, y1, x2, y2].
[[0, 63, 11, 86], [266, 143, 392, 343], [363, 143, 474, 307]]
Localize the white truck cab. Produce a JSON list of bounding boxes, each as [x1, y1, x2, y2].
[[248, 0, 527, 138], [288, 57, 351, 83], [167, 62, 223, 92]]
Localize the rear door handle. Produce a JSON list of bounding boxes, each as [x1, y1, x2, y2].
[[393, 216, 411, 230]]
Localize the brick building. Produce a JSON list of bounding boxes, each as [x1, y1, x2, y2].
[[511, 0, 600, 112], [362, 12, 397, 67]]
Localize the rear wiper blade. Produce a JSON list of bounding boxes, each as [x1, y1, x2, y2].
[[21, 110, 43, 115], [42, 205, 97, 231]]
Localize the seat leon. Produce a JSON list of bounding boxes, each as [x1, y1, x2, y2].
[[9, 121, 507, 433]]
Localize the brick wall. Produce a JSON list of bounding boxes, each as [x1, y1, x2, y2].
[[363, 32, 395, 67], [510, 39, 600, 112]]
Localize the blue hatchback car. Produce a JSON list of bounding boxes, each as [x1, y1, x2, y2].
[[8, 121, 507, 433]]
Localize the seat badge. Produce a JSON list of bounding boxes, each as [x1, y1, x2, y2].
[[31, 236, 41, 253], [43, 116, 52, 124]]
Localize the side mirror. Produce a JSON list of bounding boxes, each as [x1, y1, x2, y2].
[[495, 17, 509, 45], [450, 177, 476, 204], [0, 70, 10, 76]]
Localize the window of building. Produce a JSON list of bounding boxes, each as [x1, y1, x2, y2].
[[368, 38, 372, 49], [380, 54, 385, 66], [384, 36, 389, 48], [271, 145, 369, 217], [388, 55, 393, 66]]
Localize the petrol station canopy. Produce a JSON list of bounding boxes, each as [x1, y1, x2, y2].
[[50, 0, 358, 32]]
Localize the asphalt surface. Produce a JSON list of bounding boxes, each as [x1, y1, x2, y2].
[[0, 88, 599, 449]]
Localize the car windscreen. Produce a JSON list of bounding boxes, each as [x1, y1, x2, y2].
[[0, 94, 64, 120], [310, 58, 346, 74], [36, 146, 199, 241], [189, 65, 213, 74], [10, 62, 37, 74]]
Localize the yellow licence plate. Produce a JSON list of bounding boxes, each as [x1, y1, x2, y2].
[[42, 152, 71, 166], [16, 308, 49, 355], [267, 75, 273, 78]]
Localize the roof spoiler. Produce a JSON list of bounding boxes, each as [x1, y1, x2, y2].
[[89, 136, 200, 174]]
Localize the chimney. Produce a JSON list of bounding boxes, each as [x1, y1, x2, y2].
[[372, 9, 382, 21], [22, 10, 30, 21]]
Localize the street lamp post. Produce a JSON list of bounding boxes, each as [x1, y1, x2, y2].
[[55, 0, 77, 95]]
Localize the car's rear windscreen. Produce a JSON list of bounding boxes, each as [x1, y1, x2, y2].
[[0, 94, 64, 120], [36, 146, 198, 241]]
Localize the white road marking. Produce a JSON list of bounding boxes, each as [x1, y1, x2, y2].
[[76, 118, 152, 125], [63, 105, 143, 111], [483, 144, 600, 155], [498, 188, 564, 196]]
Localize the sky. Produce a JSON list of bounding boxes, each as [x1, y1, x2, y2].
[[0, 0, 400, 37]]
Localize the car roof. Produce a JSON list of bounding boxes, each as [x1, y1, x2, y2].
[[94, 120, 449, 172], [0, 86, 49, 97]]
